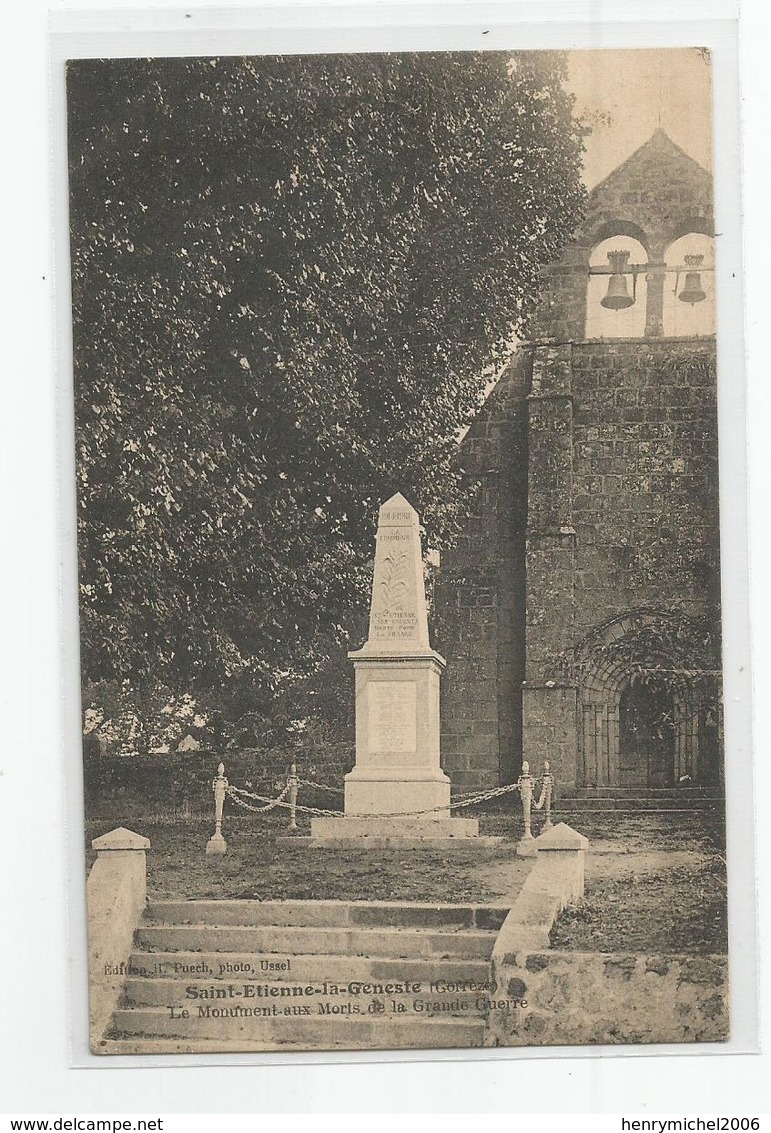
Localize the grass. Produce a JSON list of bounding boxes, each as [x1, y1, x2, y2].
[[551, 858, 728, 954], [85, 813, 528, 903], [549, 810, 728, 954]]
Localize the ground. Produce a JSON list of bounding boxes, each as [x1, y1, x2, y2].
[[85, 807, 727, 954], [550, 855, 726, 953]]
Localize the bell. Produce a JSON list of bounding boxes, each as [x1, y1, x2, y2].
[[601, 250, 635, 310], [678, 254, 706, 304]]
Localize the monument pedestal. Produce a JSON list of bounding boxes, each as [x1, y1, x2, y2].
[[308, 816, 487, 848], [310, 650, 480, 845], [309, 493, 480, 847], [344, 651, 451, 814]]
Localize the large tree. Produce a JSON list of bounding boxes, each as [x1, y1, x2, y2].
[[68, 51, 585, 699]]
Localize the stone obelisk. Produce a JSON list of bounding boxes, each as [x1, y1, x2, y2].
[[310, 492, 478, 845]]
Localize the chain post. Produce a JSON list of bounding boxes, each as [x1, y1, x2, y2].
[[517, 760, 535, 841], [542, 760, 554, 831], [287, 762, 299, 832], [206, 762, 228, 855]]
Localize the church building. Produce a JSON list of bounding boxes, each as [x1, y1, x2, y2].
[[437, 130, 722, 796]]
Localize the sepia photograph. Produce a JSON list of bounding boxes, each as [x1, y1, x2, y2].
[[68, 45, 730, 1056]]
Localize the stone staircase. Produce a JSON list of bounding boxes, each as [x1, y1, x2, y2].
[[556, 786, 723, 814], [98, 899, 506, 1054]]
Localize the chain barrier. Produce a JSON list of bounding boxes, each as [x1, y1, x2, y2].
[[520, 760, 554, 836], [366, 781, 521, 819], [226, 783, 291, 814], [302, 777, 520, 805], [224, 776, 520, 819], [228, 784, 342, 818], [299, 779, 345, 795], [205, 758, 555, 850], [228, 783, 289, 804]]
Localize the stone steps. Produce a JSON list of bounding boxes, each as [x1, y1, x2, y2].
[[560, 787, 720, 798], [122, 977, 488, 1014], [135, 923, 498, 959], [104, 899, 500, 1053], [105, 1008, 486, 1050], [127, 950, 494, 984], [556, 789, 723, 812], [557, 802, 721, 811], [143, 899, 507, 930]]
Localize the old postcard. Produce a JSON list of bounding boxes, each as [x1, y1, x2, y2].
[[68, 45, 733, 1055]]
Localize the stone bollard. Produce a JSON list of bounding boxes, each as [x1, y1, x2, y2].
[[531, 821, 589, 906], [87, 827, 150, 1049], [206, 762, 228, 855]]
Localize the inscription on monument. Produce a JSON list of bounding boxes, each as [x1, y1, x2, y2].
[[368, 682, 417, 754], [371, 613, 418, 639]]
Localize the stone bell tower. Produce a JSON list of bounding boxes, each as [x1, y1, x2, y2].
[[439, 130, 722, 794]]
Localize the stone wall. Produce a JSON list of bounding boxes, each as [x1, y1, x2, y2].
[[441, 336, 719, 788], [436, 352, 530, 790], [521, 683, 578, 787], [570, 338, 719, 642], [487, 951, 728, 1047], [523, 337, 719, 784], [580, 129, 713, 250], [484, 823, 728, 1047], [524, 338, 719, 673]]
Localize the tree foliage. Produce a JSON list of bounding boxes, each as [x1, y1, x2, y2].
[[68, 51, 585, 696]]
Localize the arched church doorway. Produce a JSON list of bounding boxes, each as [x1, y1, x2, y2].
[[618, 681, 675, 788], [576, 611, 721, 790]]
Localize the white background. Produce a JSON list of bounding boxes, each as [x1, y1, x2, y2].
[[2, 0, 769, 1115]]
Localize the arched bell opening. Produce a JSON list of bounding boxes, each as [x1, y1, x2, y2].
[[662, 232, 715, 337], [585, 235, 648, 339]]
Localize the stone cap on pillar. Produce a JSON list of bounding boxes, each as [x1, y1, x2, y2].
[[92, 827, 151, 852], [535, 822, 589, 852]]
